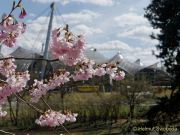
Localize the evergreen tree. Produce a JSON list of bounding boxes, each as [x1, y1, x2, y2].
[[145, 0, 180, 91], [143, 0, 180, 126]]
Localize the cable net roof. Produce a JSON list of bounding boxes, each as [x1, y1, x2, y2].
[[107, 52, 144, 75], [1, 47, 161, 75]]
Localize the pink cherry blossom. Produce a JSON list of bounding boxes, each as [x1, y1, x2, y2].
[[106, 66, 118, 77], [0, 16, 26, 47], [30, 71, 70, 103], [35, 110, 77, 127], [50, 28, 85, 66], [72, 59, 95, 81], [0, 58, 17, 77], [112, 71, 125, 81], [72, 69, 93, 81], [94, 64, 106, 77], [65, 113, 78, 122], [30, 80, 48, 103], [0, 71, 30, 104]]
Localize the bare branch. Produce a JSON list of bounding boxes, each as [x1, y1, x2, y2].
[[41, 96, 52, 110], [58, 122, 71, 135], [0, 0, 22, 24], [0, 129, 15, 135], [14, 93, 44, 113]]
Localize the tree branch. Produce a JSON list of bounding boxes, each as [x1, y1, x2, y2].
[[14, 93, 43, 113], [0, 129, 15, 135], [58, 122, 71, 135], [0, 0, 22, 24], [41, 96, 52, 110], [0, 57, 59, 62]]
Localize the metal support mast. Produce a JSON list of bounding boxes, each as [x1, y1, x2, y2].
[[40, 2, 54, 80]]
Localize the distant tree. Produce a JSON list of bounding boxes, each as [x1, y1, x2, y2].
[[144, 0, 180, 126], [118, 78, 153, 132]]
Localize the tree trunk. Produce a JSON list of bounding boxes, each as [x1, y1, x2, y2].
[[129, 104, 134, 120], [61, 91, 64, 111], [7, 97, 16, 125], [15, 97, 19, 125]]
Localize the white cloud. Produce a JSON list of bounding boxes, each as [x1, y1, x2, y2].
[[89, 40, 131, 50], [118, 26, 159, 37], [27, 10, 100, 26], [114, 12, 148, 27], [15, 16, 50, 53], [32, 0, 65, 4], [114, 12, 160, 45], [70, 0, 114, 6], [123, 47, 158, 65], [61, 10, 101, 25], [118, 26, 160, 44], [13, 10, 102, 52], [128, 7, 137, 12], [88, 11, 160, 64], [73, 24, 102, 36], [32, 0, 115, 6]]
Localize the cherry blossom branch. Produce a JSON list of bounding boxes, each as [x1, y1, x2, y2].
[[41, 96, 52, 110], [14, 93, 43, 113], [58, 122, 71, 135], [0, 129, 15, 135], [0, 0, 22, 24]]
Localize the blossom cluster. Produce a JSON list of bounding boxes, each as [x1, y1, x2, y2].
[[94, 64, 107, 77], [30, 57, 125, 103], [50, 28, 85, 66], [0, 0, 27, 48], [72, 58, 95, 81], [0, 71, 30, 103], [0, 58, 17, 77], [30, 70, 70, 103], [35, 110, 78, 127], [0, 16, 26, 47], [105, 65, 125, 80], [72, 62, 125, 81], [0, 57, 30, 103], [49, 27, 125, 82], [113, 71, 126, 81]]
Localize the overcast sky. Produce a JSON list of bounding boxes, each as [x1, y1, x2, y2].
[[0, 0, 160, 65]]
